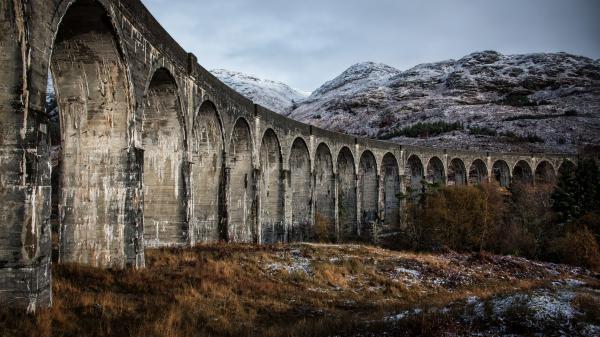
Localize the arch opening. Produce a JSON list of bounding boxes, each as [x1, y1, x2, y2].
[[448, 159, 467, 186], [337, 147, 357, 241], [493, 160, 511, 188], [405, 155, 424, 196], [535, 161, 556, 185], [228, 119, 255, 243], [382, 153, 400, 229], [512, 160, 533, 185], [289, 138, 311, 242], [50, 0, 132, 267], [359, 151, 378, 238], [314, 144, 336, 242], [259, 130, 284, 244], [142, 68, 187, 247], [558, 160, 576, 178], [191, 102, 224, 243], [468, 159, 488, 185], [426, 156, 446, 186]]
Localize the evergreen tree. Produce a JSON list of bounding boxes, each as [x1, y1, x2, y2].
[[552, 158, 600, 223]]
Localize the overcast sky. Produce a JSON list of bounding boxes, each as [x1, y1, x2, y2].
[[144, 0, 600, 92]]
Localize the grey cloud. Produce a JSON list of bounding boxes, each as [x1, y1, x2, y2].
[[144, 0, 600, 92]]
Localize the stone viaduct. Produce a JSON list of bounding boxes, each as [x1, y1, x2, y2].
[[0, 0, 576, 310]]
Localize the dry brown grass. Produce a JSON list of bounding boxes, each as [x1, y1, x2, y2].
[[0, 243, 589, 337]]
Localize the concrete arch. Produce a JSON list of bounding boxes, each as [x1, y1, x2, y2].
[[314, 143, 336, 242], [493, 160, 511, 187], [512, 160, 533, 185], [448, 158, 467, 186], [142, 67, 188, 247], [287, 136, 310, 166], [289, 137, 312, 242], [426, 156, 446, 185], [535, 161, 556, 185], [259, 129, 284, 244], [337, 147, 357, 241], [50, 0, 135, 266], [405, 154, 425, 194], [468, 159, 488, 185], [190, 100, 225, 243], [382, 153, 400, 227], [228, 117, 255, 243], [558, 159, 576, 177], [50, 0, 136, 106], [359, 150, 378, 238]]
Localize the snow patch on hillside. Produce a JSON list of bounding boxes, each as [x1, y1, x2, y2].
[[211, 69, 308, 114], [289, 51, 600, 153]]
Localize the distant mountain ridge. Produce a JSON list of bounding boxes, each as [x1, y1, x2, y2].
[[214, 51, 600, 153], [211, 69, 308, 114]]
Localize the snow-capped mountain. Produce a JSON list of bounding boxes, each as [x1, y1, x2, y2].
[[288, 51, 600, 153], [210, 52, 599, 153], [211, 69, 308, 114]]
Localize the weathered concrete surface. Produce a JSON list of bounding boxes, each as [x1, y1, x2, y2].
[[289, 138, 312, 242], [259, 129, 285, 244], [0, 0, 577, 309], [314, 143, 336, 241], [382, 153, 400, 229], [190, 102, 224, 244], [337, 147, 358, 241], [142, 68, 187, 247], [359, 151, 378, 239], [227, 118, 255, 243]]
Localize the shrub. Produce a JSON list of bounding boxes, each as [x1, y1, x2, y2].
[[552, 158, 600, 223], [502, 93, 536, 107], [564, 109, 579, 116], [403, 183, 505, 252], [503, 114, 559, 122], [314, 213, 336, 243], [469, 126, 497, 137], [380, 121, 463, 139], [501, 131, 544, 143], [551, 226, 600, 271], [501, 182, 555, 258]]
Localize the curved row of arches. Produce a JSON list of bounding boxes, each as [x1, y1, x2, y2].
[[403, 155, 568, 190], [44, 0, 575, 264]]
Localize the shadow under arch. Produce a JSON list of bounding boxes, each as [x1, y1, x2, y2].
[[259, 129, 284, 244], [381, 153, 400, 228], [190, 100, 226, 243], [359, 150, 378, 238], [468, 159, 488, 185], [426, 156, 446, 186], [337, 147, 357, 241], [492, 160, 511, 188], [141, 67, 188, 248], [535, 160, 556, 185], [227, 117, 256, 243], [314, 143, 336, 242], [49, 0, 137, 267], [405, 154, 424, 197], [448, 158, 467, 186], [289, 137, 312, 242], [512, 160, 533, 185]]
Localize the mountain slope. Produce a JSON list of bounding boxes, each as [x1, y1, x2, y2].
[[289, 51, 600, 153], [211, 69, 308, 114]]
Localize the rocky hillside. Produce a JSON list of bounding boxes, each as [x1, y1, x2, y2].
[[211, 69, 308, 114], [288, 51, 600, 153]]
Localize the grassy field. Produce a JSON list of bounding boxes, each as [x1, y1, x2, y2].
[[1, 243, 598, 337]]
